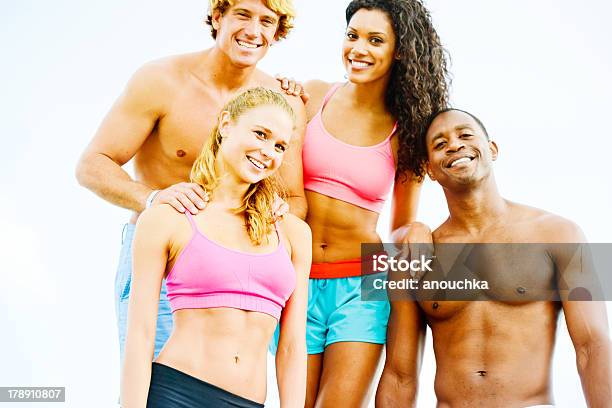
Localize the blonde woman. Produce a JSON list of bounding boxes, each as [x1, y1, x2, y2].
[[121, 88, 311, 407]]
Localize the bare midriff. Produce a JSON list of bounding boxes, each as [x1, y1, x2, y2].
[[305, 190, 381, 263], [155, 308, 277, 404], [423, 301, 560, 407]]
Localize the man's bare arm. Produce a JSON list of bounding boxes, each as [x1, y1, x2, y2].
[[76, 62, 171, 212], [552, 220, 612, 406], [564, 300, 611, 407]]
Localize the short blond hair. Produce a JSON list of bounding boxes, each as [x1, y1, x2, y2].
[[191, 87, 295, 245], [206, 0, 295, 40]]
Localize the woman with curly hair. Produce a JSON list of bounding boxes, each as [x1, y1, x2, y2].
[[276, 0, 449, 405]]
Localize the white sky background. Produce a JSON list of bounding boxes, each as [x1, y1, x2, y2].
[[1, 0, 611, 407]]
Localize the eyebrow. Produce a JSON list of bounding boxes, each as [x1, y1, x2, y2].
[[455, 124, 475, 132], [255, 125, 273, 134], [347, 26, 387, 36], [262, 14, 278, 22], [429, 124, 475, 144], [255, 125, 287, 142], [234, 8, 277, 22]]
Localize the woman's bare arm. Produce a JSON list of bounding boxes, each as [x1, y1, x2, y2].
[[275, 214, 312, 408], [120, 205, 175, 407]]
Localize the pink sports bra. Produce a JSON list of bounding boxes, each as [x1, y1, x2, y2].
[[302, 83, 397, 213], [165, 212, 296, 320]]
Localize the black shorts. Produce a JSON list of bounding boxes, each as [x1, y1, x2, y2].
[[147, 362, 265, 408]]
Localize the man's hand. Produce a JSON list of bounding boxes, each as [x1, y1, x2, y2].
[[275, 75, 310, 104], [151, 182, 209, 214]]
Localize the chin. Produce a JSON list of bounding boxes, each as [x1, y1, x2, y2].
[[240, 171, 266, 185], [233, 49, 267, 67], [231, 55, 260, 68], [347, 71, 382, 84]]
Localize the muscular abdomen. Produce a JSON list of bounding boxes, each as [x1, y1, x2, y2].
[[427, 301, 560, 407], [305, 190, 381, 263]]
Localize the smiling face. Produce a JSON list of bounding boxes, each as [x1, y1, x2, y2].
[[426, 110, 498, 188], [343, 8, 397, 84], [211, 0, 280, 68], [217, 104, 293, 184]]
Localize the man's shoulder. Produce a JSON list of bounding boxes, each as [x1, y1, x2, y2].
[[511, 202, 586, 243], [131, 51, 203, 87]]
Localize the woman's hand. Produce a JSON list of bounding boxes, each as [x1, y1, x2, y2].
[[393, 221, 434, 280]]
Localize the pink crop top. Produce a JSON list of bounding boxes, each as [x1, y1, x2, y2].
[[165, 212, 296, 320], [302, 83, 397, 213]]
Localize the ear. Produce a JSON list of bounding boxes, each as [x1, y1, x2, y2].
[[218, 111, 232, 137], [211, 9, 222, 32], [489, 140, 499, 161], [426, 162, 436, 181]]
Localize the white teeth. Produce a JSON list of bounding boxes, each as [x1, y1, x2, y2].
[[237, 40, 258, 49], [247, 157, 266, 169], [450, 157, 472, 167], [351, 60, 370, 68]]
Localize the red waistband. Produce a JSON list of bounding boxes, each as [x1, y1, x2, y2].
[[310, 257, 384, 279]]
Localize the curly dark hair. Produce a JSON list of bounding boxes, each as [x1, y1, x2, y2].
[[346, 0, 450, 181]]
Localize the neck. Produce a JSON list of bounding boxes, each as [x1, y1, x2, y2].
[[345, 74, 390, 111], [199, 47, 258, 90], [443, 174, 509, 234], [210, 175, 251, 209]]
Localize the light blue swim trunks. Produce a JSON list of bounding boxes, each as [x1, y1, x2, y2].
[[114, 224, 173, 363], [270, 274, 390, 355]]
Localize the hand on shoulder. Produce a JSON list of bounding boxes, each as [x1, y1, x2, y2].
[[278, 213, 312, 252]]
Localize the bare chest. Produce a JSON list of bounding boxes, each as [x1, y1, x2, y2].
[[154, 89, 226, 164], [414, 242, 557, 321]]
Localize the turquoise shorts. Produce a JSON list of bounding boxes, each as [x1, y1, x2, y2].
[[270, 274, 390, 355]]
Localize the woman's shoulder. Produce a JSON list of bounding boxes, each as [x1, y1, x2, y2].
[[304, 79, 335, 95], [278, 213, 312, 250], [136, 204, 186, 236], [304, 80, 337, 120], [305, 80, 338, 102]]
